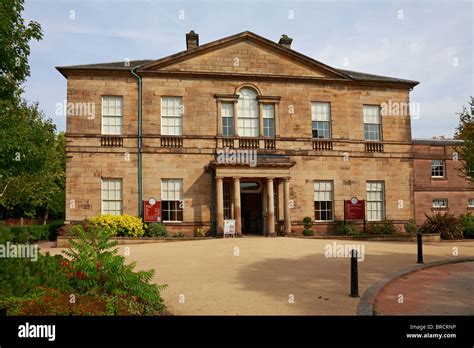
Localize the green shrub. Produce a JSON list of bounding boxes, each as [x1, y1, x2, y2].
[[88, 214, 145, 237], [62, 225, 167, 315], [303, 217, 312, 229], [146, 223, 167, 237], [302, 217, 313, 236], [0, 228, 13, 244], [369, 220, 397, 235], [9, 226, 30, 243], [47, 221, 64, 240], [459, 213, 474, 239], [404, 220, 418, 235], [0, 253, 71, 298], [28, 225, 49, 242], [302, 229, 314, 236], [340, 221, 358, 236], [419, 212, 463, 240]]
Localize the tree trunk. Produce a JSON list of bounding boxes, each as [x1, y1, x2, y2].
[[43, 209, 49, 225]]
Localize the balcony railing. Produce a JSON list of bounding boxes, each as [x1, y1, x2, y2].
[[222, 137, 234, 148], [161, 136, 183, 148], [101, 136, 123, 147], [239, 138, 260, 149], [365, 142, 384, 153], [264, 139, 276, 150], [312, 139, 333, 151]]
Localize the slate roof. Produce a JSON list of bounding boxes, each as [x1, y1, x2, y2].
[[412, 139, 464, 145], [56, 32, 419, 87]]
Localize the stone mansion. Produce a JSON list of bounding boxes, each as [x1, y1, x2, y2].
[[57, 31, 473, 236]]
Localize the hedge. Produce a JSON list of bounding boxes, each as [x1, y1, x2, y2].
[[6, 221, 64, 243]]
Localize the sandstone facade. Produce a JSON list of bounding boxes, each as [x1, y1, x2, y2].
[[59, 31, 428, 236]]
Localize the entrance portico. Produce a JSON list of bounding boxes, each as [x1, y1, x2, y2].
[[211, 157, 295, 236]]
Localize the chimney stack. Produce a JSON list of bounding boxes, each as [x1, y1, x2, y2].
[[278, 34, 293, 49], [186, 30, 199, 50]]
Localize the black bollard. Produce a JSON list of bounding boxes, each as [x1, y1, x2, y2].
[[350, 249, 359, 297], [417, 232, 424, 264]]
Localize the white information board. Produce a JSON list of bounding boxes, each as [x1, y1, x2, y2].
[[224, 219, 236, 238]]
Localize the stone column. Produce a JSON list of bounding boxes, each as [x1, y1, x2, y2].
[[278, 179, 284, 223], [216, 177, 224, 235], [267, 178, 275, 235], [233, 177, 241, 235], [283, 177, 291, 234]]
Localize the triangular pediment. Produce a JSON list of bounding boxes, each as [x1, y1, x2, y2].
[[138, 32, 351, 80]]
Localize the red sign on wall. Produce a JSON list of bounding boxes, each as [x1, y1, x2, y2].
[[144, 200, 161, 222], [344, 198, 365, 220]]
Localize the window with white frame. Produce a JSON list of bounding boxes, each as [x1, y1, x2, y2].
[[161, 97, 183, 135], [312, 102, 331, 139], [101, 96, 123, 135], [314, 181, 333, 221], [366, 181, 384, 221], [431, 160, 445, 177], [432, 198, 448, 208], [363, 105, 381, 141], [101, 178, 123, 215], [237, 88, 259, 137], [468, 198, 474, 208], [221, 102, 234, 137], [161, 179, 183, 222], [263, 104, 275, 137]]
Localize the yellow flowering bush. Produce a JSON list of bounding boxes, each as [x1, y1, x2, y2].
[[88, 214, 145, 237]]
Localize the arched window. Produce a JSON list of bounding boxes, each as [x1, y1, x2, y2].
[[237, 87, 259, 137]]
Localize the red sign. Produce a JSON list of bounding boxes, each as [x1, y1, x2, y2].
[[344, 199, 365, 220], [144, 201, 161, 222]]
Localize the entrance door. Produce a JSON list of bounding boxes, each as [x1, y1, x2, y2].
[[241, 192, 262, 235]]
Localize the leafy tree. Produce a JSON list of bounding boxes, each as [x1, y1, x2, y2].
[[0, 0, 43, 101], [454, 97, 474, 181], [0, 104, 60, 218], [0, 0, 66, 221]]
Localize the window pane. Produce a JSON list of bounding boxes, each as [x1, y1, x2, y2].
[[237, 88, 258, 136], [364, 123, 381, 141], [432, 199, 448, 208], [314, 181, 333, 221], [101, 178, 123, 215], [102, 96, 123, 135], [262, 104, 275, 119], [363, 105, 380, 124], [366, 181, 384, 221], [161, 179, 183, 222], [161, 97, 183, 135], [263, 118, 274, 137], [222, 102, 234, 136], [311, 102, 331, 122], [431, 160, 445, 177]]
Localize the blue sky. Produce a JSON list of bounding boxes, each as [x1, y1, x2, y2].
[[23, 0, 472, 137]]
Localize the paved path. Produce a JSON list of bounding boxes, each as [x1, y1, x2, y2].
[[374, 261, 474, 315], [40, 237, 474, 315]]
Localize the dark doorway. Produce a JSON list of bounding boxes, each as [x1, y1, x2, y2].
[[241, 192, 262, 235]]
